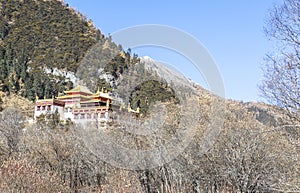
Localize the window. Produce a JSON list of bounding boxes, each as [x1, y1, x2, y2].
[[80, 114, 85, 119], [87, 114, 91, 119]]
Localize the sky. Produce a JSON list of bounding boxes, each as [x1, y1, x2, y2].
[[65, 0, 283, 102]]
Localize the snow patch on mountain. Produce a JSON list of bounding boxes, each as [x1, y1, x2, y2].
[[140, 56, 198, 89]]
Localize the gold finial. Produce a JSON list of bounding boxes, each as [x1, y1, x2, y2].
[[44, 95, 46, 100], [136, 107, 140, 113], [101, 87, 104, 93], [96, 87, 100, 94], [35, 95, 39, 101]]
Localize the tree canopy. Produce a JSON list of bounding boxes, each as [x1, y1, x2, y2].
[[261, 0, 300, 122], [0, 0, 104, 100]]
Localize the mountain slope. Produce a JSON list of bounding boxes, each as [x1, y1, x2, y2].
[[138, 55, 293, 128], [0, 0, 119, 100], [0, 0, 291, 127]]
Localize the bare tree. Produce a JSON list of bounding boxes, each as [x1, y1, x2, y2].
[[185, 104, 300, 193], [188, 126, 299, 193], [260, 0, 300, 122], [0, 158, 70, 192], [0, 107, 24, 158]]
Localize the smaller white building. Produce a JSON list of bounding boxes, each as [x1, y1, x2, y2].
[[34, 97, 65, 120]]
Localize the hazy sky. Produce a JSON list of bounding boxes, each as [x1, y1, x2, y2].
[[65, 0, 283, 102]]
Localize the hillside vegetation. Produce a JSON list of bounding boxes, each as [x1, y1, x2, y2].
[[0, 0, 110, 100]]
